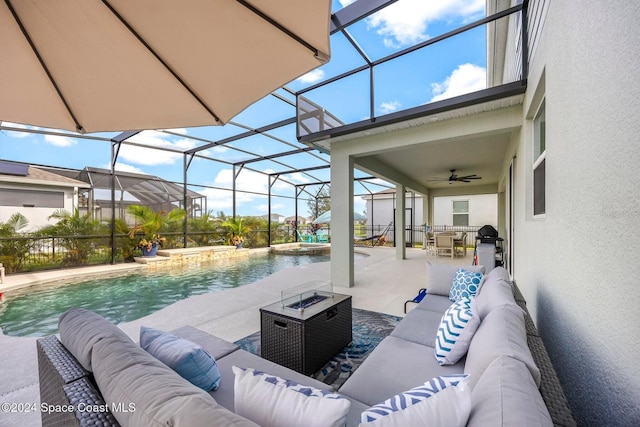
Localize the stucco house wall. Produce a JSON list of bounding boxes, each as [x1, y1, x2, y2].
[[432, 194, 497, 227], [505, 1, 640, 424], [0, 166, 87, 231]]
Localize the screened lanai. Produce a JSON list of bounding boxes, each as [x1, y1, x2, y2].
[[0, 0, 527, 254]]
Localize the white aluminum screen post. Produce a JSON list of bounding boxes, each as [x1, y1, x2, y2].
[[330, 151, 354, 287], [395, 184, 406, 259]]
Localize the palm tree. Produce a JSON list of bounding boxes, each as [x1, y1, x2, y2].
[[221, 216, 253, 247], [43, 209, 105, 265], [126, 205, 185, 250], [0, 213, 32, 273], [188, 211, 225, 246]]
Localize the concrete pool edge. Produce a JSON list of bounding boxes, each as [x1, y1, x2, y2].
[[0, 246, 275, 295]]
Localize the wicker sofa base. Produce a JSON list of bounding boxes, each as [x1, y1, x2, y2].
[[37, 335, 120, 427]]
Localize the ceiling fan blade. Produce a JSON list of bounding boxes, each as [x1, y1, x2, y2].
[[458, 175, 481, 180]]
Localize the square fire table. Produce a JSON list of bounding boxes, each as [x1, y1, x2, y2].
[[260, 283, 352, 375]]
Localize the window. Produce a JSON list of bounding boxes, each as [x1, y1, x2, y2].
[[533, 100, 545, 216], [0, 188, 64, 208], [452, 200, 469, 226]]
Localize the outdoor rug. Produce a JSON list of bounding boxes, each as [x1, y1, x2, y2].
[[234, 308, 402, 389]]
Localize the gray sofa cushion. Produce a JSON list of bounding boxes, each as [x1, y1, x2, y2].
[[172, 325, 240, 360], [92, 332, 257, 427], [338, 336, 464, 406], [415, 293, 453, 313], [464, 304, 541, 389], [426, 262, 485, 296], [390, 306, 443, 347], [468, 356, 552, 427], [474, 271, 517, 319], [58, 307, 132, 371]]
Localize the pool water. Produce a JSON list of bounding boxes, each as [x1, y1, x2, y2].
[[0, 253, 329, 337]]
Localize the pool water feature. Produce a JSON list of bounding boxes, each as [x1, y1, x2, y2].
[[0, 253, 329, 337]]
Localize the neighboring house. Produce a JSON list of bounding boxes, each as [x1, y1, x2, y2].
[[363, 189, 497, 230], [284, 215, 309, 225], [301, 2, 640, 425], [259, 213, 285, 223], [0, 160, 89, 231], [1, 162, 207, 228], [38, 166, 206, 224]]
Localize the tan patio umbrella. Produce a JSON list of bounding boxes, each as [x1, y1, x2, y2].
[[0, 0, 331, 134]]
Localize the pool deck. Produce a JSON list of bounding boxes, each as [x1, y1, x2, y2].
[[0, 246, 473, 426]]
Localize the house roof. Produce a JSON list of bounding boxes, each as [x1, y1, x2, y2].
[[0, 162, 89, 189]]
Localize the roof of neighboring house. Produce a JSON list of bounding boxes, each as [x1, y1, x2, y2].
[[0, 161, 89, 188]]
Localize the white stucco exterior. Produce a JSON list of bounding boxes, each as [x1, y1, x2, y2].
[[0, 166, 87, 231], [432, 194, 497, 227], [325, 2, 640, 424]]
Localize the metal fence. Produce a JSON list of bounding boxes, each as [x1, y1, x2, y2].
[[0, 225, 485, 274], [0, 225, 302, 275]]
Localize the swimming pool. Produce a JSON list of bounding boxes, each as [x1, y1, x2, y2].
[[0, 253, 330, 337]]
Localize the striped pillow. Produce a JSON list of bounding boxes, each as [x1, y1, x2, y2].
[[232, 366, 350, 427], [435, 298, 480, 365], [359, 375, 470, 426]]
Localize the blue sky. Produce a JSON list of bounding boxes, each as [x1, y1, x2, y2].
[[0, 0, 487, 218]]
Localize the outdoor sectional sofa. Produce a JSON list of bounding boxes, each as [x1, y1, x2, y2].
[[36, 264, 576, 427]]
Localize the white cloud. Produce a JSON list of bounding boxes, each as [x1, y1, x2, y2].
[[367, 0, 485, 47], [44, 134, 77, 147], [257, 203, 285, 214], [379, 101, 401, 115], [113, 162, 146, 174], [430, 63, 486, 102], [297, 69, 325, 84], [202, 167, 298, 212], [199, 145, 233, 161], [118, 130, 196, 166], [339, 0, 357, 7], [0, 122, 33, 138], [278, 171, 315, 185]]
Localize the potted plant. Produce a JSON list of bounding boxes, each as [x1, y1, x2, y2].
[[127, 205, 185, 257], [221, 217, 251, 249]]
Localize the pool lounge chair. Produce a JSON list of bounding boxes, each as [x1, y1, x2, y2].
[[354, 222, 392, 247], [296, 229, 315, 243], [316, 230, 330, 243]]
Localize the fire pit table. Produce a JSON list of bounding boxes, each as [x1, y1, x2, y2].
[[260, 282, 352, 375]]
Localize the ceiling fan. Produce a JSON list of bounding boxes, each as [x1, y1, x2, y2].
[[428, 169, 482, 184]]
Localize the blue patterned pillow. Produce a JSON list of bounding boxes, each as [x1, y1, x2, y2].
[[449, 268, 483, 302], [360, 375, 470, 426], [435, 298, 480, 365], [232, 366, 350, 427]]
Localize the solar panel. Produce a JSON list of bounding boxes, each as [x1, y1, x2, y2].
[[0, 160, 29, 176]]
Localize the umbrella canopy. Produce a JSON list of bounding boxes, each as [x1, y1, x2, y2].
[[0, 0, 331, 133], [312, 210, 366, 224]]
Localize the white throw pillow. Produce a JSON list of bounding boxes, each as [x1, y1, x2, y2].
[[435, 298, 480, 365], [358, 375, 470, 427], [232, 366, 351, 427]]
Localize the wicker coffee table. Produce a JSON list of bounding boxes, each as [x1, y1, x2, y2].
[[260, 292, 352, 375]]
